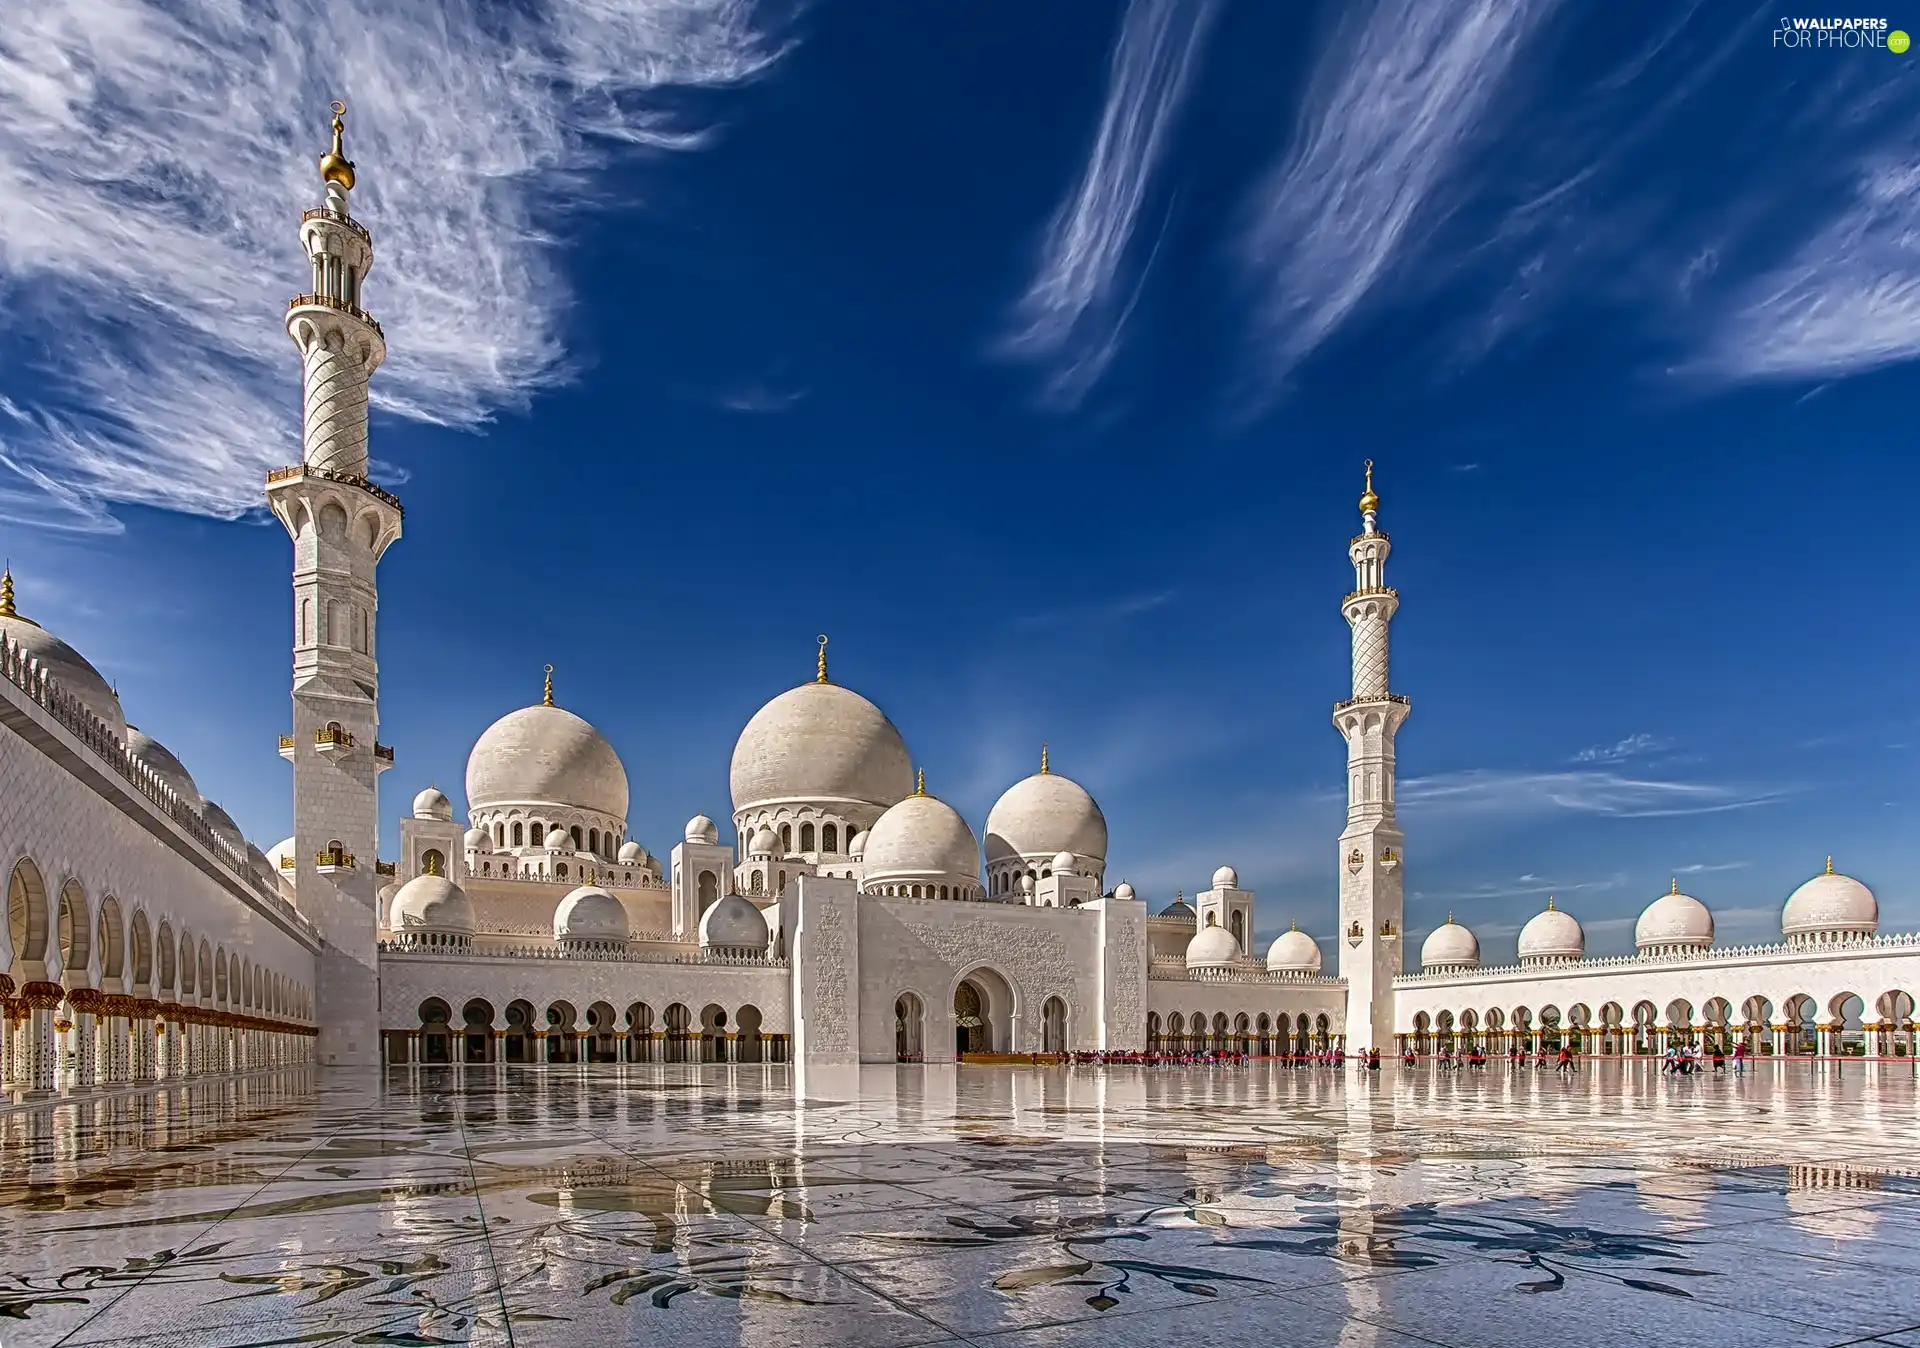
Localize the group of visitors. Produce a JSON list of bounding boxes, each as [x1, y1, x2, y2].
[[1663, 1041, 1747, 1075], [1019, 1047, 1388, 1069], [1403, 1044, 1581, 1075]]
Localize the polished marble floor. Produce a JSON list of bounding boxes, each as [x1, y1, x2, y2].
[[2, 1059, 1918, 1347]]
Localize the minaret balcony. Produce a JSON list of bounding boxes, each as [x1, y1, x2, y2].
[[1342, 586, 1398, 605], [373, 742, 395, 772], [265, 463, 405, 517], [314, 724, 355, 758], [1333, 692, 1411, 714], [301, 206, 371, 246], [286, 292, 384, 339], [375, 860, 396, 878], [279, 855, 296, 872], [315, 848, 356, 873], [277, 733, 296, 762]]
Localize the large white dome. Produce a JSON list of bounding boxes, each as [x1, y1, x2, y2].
[[729, 681, 913, 815], [1636, 882, 1714, 952], [984, 769, 1108, 867], [1518, 900, 1584, 965], [1186, 923, 1240, 969], [388, 874, 474, 934], [860, 792, 980, 890], [1783, 861, 1877, 941], [699, 894, 769, 954], [466, 703, 628, 820], [126, 726, 200, 806], [553, 886, 630, 942], [1266, 926, 1323, 973], [0, 579, 127, 743], [1420, 915, 1480, 971]]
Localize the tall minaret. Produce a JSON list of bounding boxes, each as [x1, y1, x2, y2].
[[1333, 461, 1408, 1055], [265, 103, 401, 1068]]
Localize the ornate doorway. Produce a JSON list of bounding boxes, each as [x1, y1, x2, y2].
[[954, 981, 987, 1056]]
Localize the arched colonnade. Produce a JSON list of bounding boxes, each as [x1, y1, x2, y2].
[[391, 996, 787, 1066]]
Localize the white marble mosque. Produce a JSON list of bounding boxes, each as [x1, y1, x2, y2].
[[2, 109, 1917, 1104]]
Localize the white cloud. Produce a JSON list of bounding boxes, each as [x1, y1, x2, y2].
[[1704, 158, 1920, 382], [1000, 0, 1216, 408], [1238, 0, 1542, 385], [1399, 766, 1783, 819], [1571, 731, 1668, 764], [0, 0, 780, 531]]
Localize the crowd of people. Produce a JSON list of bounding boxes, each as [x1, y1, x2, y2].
[[1026, 1047, 1389, 1070]]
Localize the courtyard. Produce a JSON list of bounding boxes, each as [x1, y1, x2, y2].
[[0, 1060, 1916, 1347]]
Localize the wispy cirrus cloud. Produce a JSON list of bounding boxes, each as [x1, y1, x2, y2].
[[0, 0, 783, 532], [1000, 0, 1217, 409], [1238, 0, 1543, 387], [1400, 766, 1784, 819], [1702, 158, 1920, 382], [1571, 732, 1668, 764]]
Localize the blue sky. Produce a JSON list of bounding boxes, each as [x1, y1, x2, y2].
[[0, 1, 1915, 963]]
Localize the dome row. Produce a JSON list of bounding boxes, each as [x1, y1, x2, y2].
[[461, 669, 1110, 883], [386, 876, 770, 956], [1420, 864, 1879, 972]]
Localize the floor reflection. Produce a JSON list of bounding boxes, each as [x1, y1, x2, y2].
[[0, 1059, 1915, 1346]]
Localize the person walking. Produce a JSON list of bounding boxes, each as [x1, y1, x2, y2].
[[1556, 1045, 1573, 1077]]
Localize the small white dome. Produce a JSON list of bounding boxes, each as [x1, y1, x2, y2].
[[749, 826, 779, 856], [199, 799, 247, 857], [1420, 916, 1480, 971], [1, 602, 127, 742], [1113, 882, 1136, 902], [1212, 864, 1239, 890], [1265, 926, 1322, 972], [1518, 900, 1585, 964], [463, 827, 491, 852], [1019, 872, 1035, 896], [1186, 924, 1240, 969], [847, 829, 869, 857], [388, 874, 475, 933], [685, 813, 719, 844], [553, 886, 630, 942], [546, 826, 577, 852], [126, 727, 200, 806], [1783, 862, 1878, 940], [1050, 850, 1076, 873], [985, 768, 1108, 867], [617, 839, 644, 864], [412, 787, 453, 820], [861, 793, 980, 891], [699, 893, 769, 953], [1636, 882, 1714, 951]]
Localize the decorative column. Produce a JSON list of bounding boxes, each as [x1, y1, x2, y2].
[[0, 974, 14, 1090], [19, 981, 64, 1095], [1332, 462, 1409, 1056], [724, 1032, 738, 1064], [132, 1000, 157, 1081], [69, 990, 104, 1087]]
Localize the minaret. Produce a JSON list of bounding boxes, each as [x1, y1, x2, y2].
[[265, 103, 401, 1068], [1333, 461, 1408, 1055]]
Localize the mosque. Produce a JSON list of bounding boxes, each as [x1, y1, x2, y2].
[[0, 111, 1914, 1094]]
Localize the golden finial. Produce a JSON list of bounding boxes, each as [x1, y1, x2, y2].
[[1670, 877, 1678, 895], [1040, 741, 1050, 775], [423, 851, 442, 878], [1825, 855, 1834, 876], [1546, 896, 1556, 911], [0, 566, 14, 620], [319, 100, 356, 191], [914, 767, 926, 797], [816, 634, 829, 684], [1447, 910, 1454, 923], [1289, 920, 1298, 932], [1358, 459, 1379, 515], [542, 664, 554, 707]]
